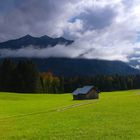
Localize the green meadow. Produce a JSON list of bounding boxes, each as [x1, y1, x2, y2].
[[0, 90, 140, 140]]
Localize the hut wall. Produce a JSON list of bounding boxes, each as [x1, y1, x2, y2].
[[86, 89, 99, 99], [73, 94, 86, 100]]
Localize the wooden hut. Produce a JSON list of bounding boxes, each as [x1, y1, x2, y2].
[[72, 85, 99, 100]]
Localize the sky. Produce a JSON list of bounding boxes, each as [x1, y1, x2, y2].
[[0, 0, 140, 62]]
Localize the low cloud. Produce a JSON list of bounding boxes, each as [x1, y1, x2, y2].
[[0, 38, 134, 62], [0, 45, 82, 58]]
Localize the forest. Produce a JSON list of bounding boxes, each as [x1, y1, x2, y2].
[[0, 59, 140, 93]]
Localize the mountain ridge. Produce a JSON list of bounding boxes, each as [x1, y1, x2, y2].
[[0, 35, 74, 49], [0, 35, 139, 76]]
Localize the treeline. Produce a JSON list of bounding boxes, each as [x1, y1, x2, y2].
[[0, 59, 63, 93], [63, 75, 140, 92], [0, 59, 41, 93], [0, 59, 140, 93]]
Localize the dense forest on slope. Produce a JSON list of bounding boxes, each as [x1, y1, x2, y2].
[[0, 59, 140, 93], [0, 58, 140, 76]]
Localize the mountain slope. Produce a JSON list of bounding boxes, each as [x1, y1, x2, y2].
[[35, 58, 140, 76], [3, 58, 140, 76], [0, 35, 139, 76], [0, 35, 74, 49]]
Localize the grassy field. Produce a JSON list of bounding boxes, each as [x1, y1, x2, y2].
[[0, 90, 140, 140]]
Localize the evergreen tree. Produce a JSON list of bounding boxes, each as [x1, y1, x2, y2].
[[0, 59, 16, 92], [14, 60, 41, 93]]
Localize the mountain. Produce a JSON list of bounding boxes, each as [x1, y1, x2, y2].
[[32, 58, 140, 76], [0, 35, 139, 76], [2, 58, 140, 76], [0, 35, 74, 49], [128, 60, 140, 70]]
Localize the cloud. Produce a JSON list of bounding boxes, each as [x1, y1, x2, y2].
[[0, 0, 140, 63], [0, 45, 84, 58], [0, 0, 78, 41], [74, 6, 117, 30], [0, 39, 134, 62]]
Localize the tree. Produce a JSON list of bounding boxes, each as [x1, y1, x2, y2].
[[0, 59, 16, 92], [40, 71, 61, 93], [14, 60, 41, 93]]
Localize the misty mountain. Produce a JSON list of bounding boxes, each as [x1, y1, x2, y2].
[[129, 60, 140, 70], [0, 35, 139, 76], [2, 58, 139, 76], [0, 35, 74, 49]]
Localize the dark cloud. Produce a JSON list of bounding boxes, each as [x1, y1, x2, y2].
[[75, 6, 117, 30], [0, 0, 77, 41], [0, 0, 140, 64], [0, 0, 117, 41], [0, 0, 22, 15]]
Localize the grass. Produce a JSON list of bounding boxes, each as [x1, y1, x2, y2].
[[0, 90, 140, 140]]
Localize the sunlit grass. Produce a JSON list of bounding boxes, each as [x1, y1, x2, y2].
[[0, 90, 140, 140]]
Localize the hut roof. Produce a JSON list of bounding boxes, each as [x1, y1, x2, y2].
[[72, 86, 94, 95]]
